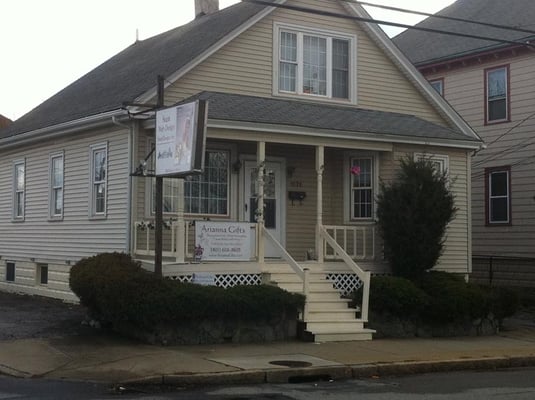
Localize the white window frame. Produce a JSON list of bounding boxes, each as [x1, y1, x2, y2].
[[273, 22, 357, 104], [487, 168, 511, 225], [12, 159, 26, 221], [49, 152, 64, 220], [89, 143, 108, 219], [146, 140, 236, 218], [414, 153, 449, 175], [343, 152, 379, 223]]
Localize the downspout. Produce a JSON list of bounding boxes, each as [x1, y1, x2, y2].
[[112, 115, 134, 254]]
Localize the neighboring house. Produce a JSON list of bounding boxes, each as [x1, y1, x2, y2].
[[0, 114, 11, 129], [0, 0, 480, 341], [394, 0, 535, 286]]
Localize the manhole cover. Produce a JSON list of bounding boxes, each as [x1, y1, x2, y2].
[[269, 360, 312, 368]]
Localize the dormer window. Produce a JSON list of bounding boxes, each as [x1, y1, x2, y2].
[[275, 23, 356, 103]]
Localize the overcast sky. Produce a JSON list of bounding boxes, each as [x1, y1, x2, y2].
[[0, 0, 455, 121]]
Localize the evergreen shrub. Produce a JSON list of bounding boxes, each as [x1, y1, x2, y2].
[[70, 253, 305, 331], [376, 157, 456, 279]]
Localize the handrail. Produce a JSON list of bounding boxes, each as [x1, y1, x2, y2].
[[262, 226, 305, 281], [319, 225, 371, 321], [320, 226, 366, 280]]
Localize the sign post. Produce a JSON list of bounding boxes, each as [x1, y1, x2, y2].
[[154, 92, 208, 275]]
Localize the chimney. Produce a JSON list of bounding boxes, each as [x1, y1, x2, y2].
[[194, 0, 219, 17]]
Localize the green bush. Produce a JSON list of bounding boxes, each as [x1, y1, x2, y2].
[[485, 286, 520, 321], [70, 253, 305, 330], [376, 157, 456, 279], [352, 275, 429, 317], [417, 271, 488, 323], [352, 272, 519, 327]]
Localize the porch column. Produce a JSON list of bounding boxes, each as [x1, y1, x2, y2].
[[316, 145, 324, 263], [257, 141, 266, 263], [175, 178, 185, 264]]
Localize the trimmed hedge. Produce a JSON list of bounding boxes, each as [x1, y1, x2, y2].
[[352, 272, 519, 326], [70, 253, 305, 331]]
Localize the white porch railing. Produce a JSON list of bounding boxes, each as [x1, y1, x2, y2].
[[134, 220, 260, 262], [134, 219, 190, 261], [319, 226, 371, 322], [323, 225, 375, 260]]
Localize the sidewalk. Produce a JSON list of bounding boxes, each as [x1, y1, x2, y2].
[[2, 321, 535, 387]]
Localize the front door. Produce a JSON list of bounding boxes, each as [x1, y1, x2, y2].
[[244, 160, 284, 258]]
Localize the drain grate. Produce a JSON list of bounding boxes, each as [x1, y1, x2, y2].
[[268, 360, 313, 368]]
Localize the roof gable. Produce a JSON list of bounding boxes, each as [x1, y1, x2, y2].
[[0, 1, 272, 138], [393, 0, 535, 66]]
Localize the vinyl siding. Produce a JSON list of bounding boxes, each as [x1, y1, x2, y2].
[[0, 127, 130, 264], [390, 145, 471, 274], [425, 52, 535, 258], [163, 0, 447, 126]]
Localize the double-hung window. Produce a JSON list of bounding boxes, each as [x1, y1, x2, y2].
[[349, 156, 374, 220], [89, 143, 107, 217], [276, 24, 355, 102], [486, 167, 511, 225], [13, 160, 25, 221], [485, 65, 509, 123], [49, 152, 64, 219], [151, 149, 230, 216]]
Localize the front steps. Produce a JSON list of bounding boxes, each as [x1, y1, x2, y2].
[[264, 267, 374, 342]]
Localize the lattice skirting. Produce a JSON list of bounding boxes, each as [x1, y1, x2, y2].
[[168, 273, 262, 288], [326, 273, 363, 296]]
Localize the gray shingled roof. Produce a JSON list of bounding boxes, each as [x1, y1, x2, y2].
[[0, 1, 270, 139], [393, 0, 535, 66], [183, 91, 477, 142]]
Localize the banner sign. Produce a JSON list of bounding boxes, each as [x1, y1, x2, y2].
[[155, 100, 207, 177], [195, 221, 253, 261]]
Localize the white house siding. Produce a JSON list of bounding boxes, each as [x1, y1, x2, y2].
[[163, 0, 448, 127], [0, 126, 130, 300], [425, 52, 535, 260]]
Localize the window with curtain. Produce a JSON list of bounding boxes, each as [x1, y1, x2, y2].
[[486, 66, 508, 122], [278, 25, 352, 101], [350, 157, 373, 219]]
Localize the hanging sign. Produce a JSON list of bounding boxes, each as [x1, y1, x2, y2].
[[155, 100, 207, 177]]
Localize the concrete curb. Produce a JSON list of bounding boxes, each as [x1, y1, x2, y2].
[[121, 356, 535, 388]]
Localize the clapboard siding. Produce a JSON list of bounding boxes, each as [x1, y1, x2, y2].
[[388, 145, 471, 274], [0, 127, 130, 264], [426, 52, 535, 258], [163, 0, 447, 127]]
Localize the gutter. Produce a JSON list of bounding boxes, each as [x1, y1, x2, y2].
[[111, 116, 135, 255], [0, 109, 127, 150]]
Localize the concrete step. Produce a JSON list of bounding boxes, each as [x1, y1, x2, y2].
[[276, 281, 336, 293], [313, 329, 375, 342], [306, 298, 353, 311], [306, 309, 358, 321], [305, 319, 365, 331]]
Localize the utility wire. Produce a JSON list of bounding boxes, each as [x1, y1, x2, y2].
[[243, 0, 535, 49], [354, 0, 535, 36], [471, 111, 535, 162]]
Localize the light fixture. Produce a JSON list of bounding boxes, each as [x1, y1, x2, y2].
[[287, 166, 296, 177], [232, 160, 242, 173]]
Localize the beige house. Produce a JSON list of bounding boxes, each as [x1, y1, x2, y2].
[[0, 0, 480, 341], [394, 0, 535, 286]]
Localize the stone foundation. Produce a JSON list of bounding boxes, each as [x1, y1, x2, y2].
[[369, 312, 499, 338], [113, 312, 298, 345]]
